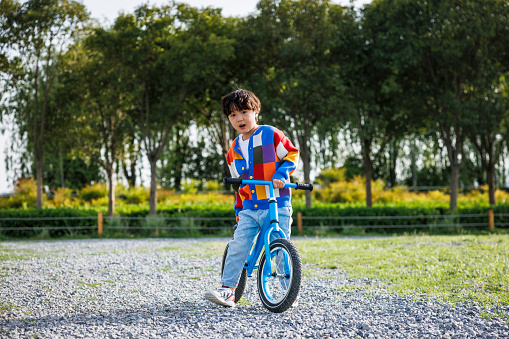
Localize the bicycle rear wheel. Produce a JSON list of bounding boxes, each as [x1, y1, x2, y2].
[[257, 238, 302, 313], [221, 243, 247, 303]]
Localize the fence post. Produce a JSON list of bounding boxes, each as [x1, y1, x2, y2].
[[297, 212, 303, 235], [488, 209, 494, 231], [98, 212, 103, 238]]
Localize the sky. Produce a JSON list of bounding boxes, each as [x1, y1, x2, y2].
[[0, 0, 371, 194]]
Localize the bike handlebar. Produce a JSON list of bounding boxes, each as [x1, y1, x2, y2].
[[223, 177, 313, 191], [223, 178, 243, 185], [295, 183, 314, 191]]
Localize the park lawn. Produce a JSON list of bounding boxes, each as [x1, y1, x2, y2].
[[295, 234, 509, 307]]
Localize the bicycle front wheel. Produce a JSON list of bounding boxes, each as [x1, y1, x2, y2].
[[257, 238, 302, 313]]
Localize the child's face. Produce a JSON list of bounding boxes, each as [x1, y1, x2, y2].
[[228, 109, 259, 136]]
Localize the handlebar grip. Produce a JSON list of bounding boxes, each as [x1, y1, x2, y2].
[[223, 177, 243, 185], [296, 183, 313, 191]]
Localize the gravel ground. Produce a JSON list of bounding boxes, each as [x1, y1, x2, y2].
[[1, 238, 508, 338]]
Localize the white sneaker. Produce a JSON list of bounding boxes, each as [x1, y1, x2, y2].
[[291, 295, 299, 307], [205, 287, 235, 307]]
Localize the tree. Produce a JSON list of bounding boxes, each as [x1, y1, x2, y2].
[[0, 0, 88, 208], [117, 3, 235, 214], [41, 71, 103, 190], [339, 4, 408, 207], [246, 0, 353, 207], [67, 28, 134, 216], [467, 74, 509, 205], [365, 0, 509, 210]]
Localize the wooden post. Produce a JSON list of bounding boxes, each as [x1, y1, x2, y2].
[[297, 212, 303, 235], [98, 212, 103, 238], [488, 209, 494, 231]]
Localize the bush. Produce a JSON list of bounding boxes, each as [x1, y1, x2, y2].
[[2, 203, 507, 239], [117, 186, 149, 204], [50, 187, 75, 208], [293, 204, 509, 235], [0, 208, 98, 238], [2, 178, 38, 209], [80, 183, 107, 202]]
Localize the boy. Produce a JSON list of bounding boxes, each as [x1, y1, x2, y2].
[[205, 89, 299, 307]]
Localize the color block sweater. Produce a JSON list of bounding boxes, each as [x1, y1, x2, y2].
[[226, 125, 299, 216]]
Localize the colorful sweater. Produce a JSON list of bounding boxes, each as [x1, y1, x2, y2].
[[226, 125, 299, 216]]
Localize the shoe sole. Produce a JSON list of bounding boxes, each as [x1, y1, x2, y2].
[[205, 291, 235, 308]]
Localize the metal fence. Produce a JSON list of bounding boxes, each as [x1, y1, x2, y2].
[[0, 212, 506, 236], [299, 213, 508, 229]]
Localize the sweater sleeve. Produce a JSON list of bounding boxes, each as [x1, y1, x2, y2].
[[272, 128, 299, 182], [226, 143, 243, 215], [234, 191, 243, 216]]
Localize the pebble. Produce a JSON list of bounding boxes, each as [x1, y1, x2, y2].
[[0, 238, 508, 338]]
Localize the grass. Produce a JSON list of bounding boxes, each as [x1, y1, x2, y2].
[[154, 234, 509, 307], [0, 245, 37, 261], [296, 234, 509, 307], [159, 241, 225, 258], [1, 234, 507, 314], [76, 281, 102, 288], [0, 300, 18, 312]]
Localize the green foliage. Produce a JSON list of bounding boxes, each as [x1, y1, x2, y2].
[[79, 183, 107, 202], [362, 0, 509, 209], [0, 208, 97, 238], [0, 178, 37, 209], [42, 146, 103, 191], [2, 0, 509, 216], [315, 167, 346, 186], [51, 187, 74, 207], [1, 0, 89, 209], [2, 200, 509, 239], [117, 185, 148, 205]]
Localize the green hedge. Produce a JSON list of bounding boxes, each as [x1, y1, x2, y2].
[[0, 208, 98, 237], [1, 205, 507, 238], [102, 206, 234, 237], [295, 205, 509, 234]]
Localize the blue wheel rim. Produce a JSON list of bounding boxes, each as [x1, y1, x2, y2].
[[261, 246, 292, 304]]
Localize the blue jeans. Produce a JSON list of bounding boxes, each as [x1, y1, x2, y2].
[[221, 207, 293, 288]]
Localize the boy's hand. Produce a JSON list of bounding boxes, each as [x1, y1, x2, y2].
[[273, 179, 285, 189], [236, 216, 240, 223]]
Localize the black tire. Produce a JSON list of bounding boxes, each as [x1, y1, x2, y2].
[[257, 238, 302, 313], [221, 243, 247, 303]]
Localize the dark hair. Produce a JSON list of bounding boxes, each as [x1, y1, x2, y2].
[[221, 89, 261, 117]]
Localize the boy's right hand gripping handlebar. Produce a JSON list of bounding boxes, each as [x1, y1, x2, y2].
[[223, 177, 313, 191]]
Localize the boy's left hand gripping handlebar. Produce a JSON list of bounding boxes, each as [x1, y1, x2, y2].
[[223, 177, 313, 191]]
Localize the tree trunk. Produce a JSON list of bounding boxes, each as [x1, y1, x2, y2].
[[122, 159, 137, 189], [33, 59, 43, 209], [362, 139, 373, 207], [487, 161, 496, 206], [35, 151, 44, 209], [389, 139, 398, 187], [302, 147, 312, 208], [500, 152, 506, 189], [173, 130, 184, 192], [442, 127, 464, 211], [411, 138, 417, 191], [297, 134, 312, 208], [59, 143, 65, 188], [449, 164, 459, 211], [149, 159, 157, 215], [107, 166, 115, 216], [365, 164, 372, 207]]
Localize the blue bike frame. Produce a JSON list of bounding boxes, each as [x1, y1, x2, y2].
[[238, 179, 300, 278]]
